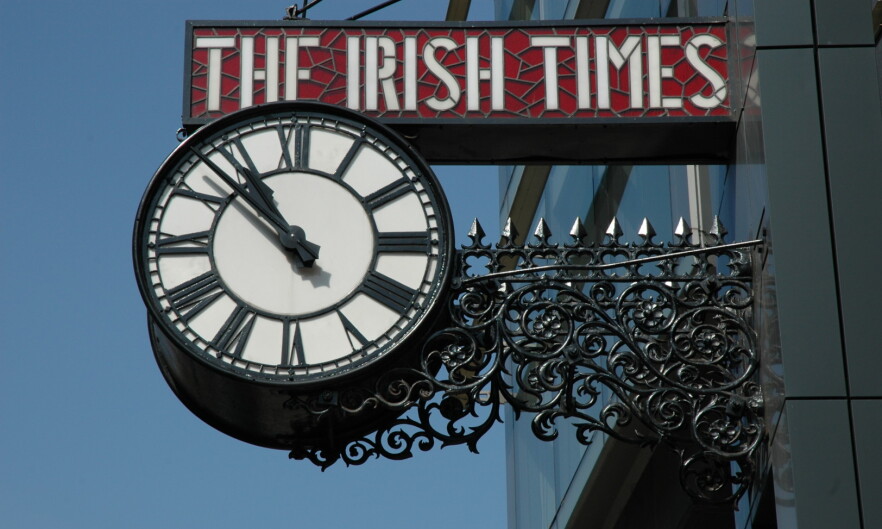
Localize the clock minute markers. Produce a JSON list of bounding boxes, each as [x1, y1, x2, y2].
[[190, 147, 321, 267]]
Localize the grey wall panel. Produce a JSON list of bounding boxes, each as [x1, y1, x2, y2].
[[817, 47, 882, 397], [754, 0, 814, 47], [757, 48, 846, 397], [851, 399, 882, 529], [813, 0, 876, 46], [729, 0, 757, 118], [784, 399, 861, 529]]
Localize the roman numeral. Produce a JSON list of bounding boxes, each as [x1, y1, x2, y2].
[[377, 232, 430, 253], [191, 148, 241, 191], [282, 321, 306, 366], [155, 231, 210, 255], [364, 177, 411, 211], [362, 271, 417, 313], [212, 304, 256, 356], [167, 272, 223, 322], [174, 184, 225, 213], [337, 310, 369, 349], [333, 139, 364, 180], [277, 125, 294, 170], [293, 124, 310, 169], [227, 138, 261, 177]]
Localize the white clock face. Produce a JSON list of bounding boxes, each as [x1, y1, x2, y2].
[[135, 105, 452, 383]]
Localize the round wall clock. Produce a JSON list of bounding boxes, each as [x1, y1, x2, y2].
[[133, 102, 453, 447]]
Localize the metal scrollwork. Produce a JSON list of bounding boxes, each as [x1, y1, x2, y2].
[[288, 215, 764, 503]]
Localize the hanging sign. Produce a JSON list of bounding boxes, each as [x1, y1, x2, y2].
[[183, 20, 732, 163]]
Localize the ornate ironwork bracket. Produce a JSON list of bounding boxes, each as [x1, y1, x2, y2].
[[288, 216, 764, 503]]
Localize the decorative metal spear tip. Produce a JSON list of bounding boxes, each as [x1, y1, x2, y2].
[[533, 217, 552, 242], [468, 218, 486, 241], [605, 217, 623, 240], [500, 217, 520, 247], [674, 217, 692, 238], [569, 217, 588, 241], [638, 217, 656, 240], [709, 216, 728, 241]]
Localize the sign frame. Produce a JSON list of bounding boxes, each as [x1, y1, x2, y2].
[[182, 18, 735, 163]]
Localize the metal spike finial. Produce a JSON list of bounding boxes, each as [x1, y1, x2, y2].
[[605, 217, 623, 241], [709, 216, 728, 241], [533, 217, 552, 244], [468, 218, 486, 241], [674, 217, 692, 238], [502, 217, 519, 240], [569, 217, 588, 241], [465, 218, 488, 250], [499, 217, 520, 248], [638, 218, 656, 240]]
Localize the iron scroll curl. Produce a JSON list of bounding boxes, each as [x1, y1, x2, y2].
[[286, 215, 764, 503]]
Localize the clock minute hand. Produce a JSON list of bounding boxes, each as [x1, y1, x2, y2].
[[191, 148, 286, 225], [232, 163, 289, 228], [234, 165, 322, 267], [192, 149, 321, 267]]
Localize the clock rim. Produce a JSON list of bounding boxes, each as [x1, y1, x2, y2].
[[133, 101, 455, 388]]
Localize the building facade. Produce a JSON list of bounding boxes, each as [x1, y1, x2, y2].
[[491, 1, 882, 529]]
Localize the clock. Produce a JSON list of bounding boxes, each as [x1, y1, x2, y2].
[[133, 102, 453, 447]]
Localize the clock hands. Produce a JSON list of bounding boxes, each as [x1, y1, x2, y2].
[[279, 225, 321, 266], [228, 155, 321, 267], [191, 148, 321, 267]]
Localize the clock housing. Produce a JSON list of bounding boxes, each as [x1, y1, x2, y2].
[[133, 102, 453, 448]]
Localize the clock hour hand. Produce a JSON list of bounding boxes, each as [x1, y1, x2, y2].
[[279, 226, 320, 267], [192, 148, 321, 267], [235, 167, 322, 267]]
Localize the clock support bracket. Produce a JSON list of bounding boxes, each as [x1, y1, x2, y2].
[[286, 215, 765, 504]]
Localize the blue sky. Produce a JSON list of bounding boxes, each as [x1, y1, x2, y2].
[[0, 1, 504, 527]]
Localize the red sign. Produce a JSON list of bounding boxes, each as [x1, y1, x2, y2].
[[186, 20, 728, 122], [183, 20, 732, 163]]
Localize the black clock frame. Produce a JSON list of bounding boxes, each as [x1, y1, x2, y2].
[[134, 101, 454, 448]]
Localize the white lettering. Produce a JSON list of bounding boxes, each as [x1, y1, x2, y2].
[[264, 37, 280, 102], [686, 34, 727, 109], [530, 36, 570, 110], [284, 36, 319, 101], [365, 37, 400, 111], [575, 36, 590, 108], [404, 37, 417, 110], [240, 37, 255, 108], [596, 35, 642, 109], [195, 37, 236, 111], [191, 28, 728, 117], [466, 36, 505, 111], [423, 37, 460, 111], [347, 36, 360, 109], [647, 35, 681, 108], [490, 37, 504, 110]]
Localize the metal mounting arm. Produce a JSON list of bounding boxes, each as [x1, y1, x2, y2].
[[286, 216, 765, 503]]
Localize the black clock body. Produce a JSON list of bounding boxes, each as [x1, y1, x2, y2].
[[134, 102, 453, 449]]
